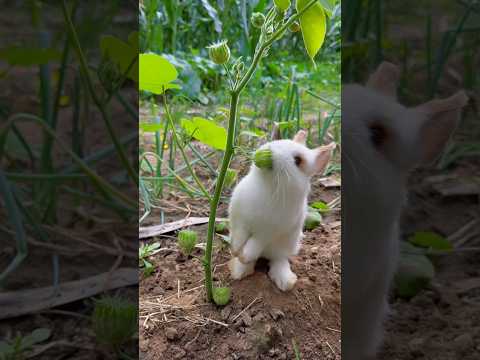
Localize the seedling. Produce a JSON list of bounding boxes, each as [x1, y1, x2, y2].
[[139, 242, 160, 277], [177, 230, 198, 256], [92, 296, 137, 350], [0, 328, 51, 360]]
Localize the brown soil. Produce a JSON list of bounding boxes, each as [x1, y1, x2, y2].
[[139, 182, 341, 360]]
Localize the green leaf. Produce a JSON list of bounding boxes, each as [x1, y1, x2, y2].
[[181, 117, 227, 151], [139, 53, 178, 94], [408, 231, 452, 251], [318, 0, 335, 17], [395, 250, 435, 298], [140, 123, 163, 132], [100, 34, 138, 82], [310, 201, 330, 212], [296, 0, 327, 62], [274, 0, 291, 12], [0, 47, 61, 66]]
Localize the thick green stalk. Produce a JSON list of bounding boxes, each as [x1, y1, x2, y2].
[[203, 0, 320, 302], [60, 0, 138, 187], [204, 92, 239, 301]]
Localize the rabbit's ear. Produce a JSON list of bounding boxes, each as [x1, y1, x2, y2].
[[314, 142, 336, 174], [366, 62, 399, 98], [416, 91, 468, 164], [293, 130, 307, 145]]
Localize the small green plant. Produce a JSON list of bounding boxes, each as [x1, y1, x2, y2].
[[92, 296, 137, 351], [0, 328, 51, 360], [215, 221, 229, 234], [177, 230, 198, 256], [223, 168, 238, 188], [139, 242, 160, 276]]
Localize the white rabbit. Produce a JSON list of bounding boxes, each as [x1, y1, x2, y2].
[[228, 130, 335, 291], [342, 62, 468, 360]]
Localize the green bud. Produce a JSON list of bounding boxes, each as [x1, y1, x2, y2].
[[177, 230, 198, 256], [304, 210, 322, 231], [224, 168, 238, 188], [274, 0, 290, 12], [289, 21, 301, 33], [212, 287, 231, 306], [251, 12, 266, 28], [207, 40, 231, 65], [254, 149, 273, 169]]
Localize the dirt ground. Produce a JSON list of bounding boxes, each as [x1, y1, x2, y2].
[[379, 155, 480, 360], [139, 173, 341, 360]]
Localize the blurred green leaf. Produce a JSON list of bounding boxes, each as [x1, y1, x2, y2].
[[100, 33, 139, 82], [310, 201, 330, 212], [408, 231, 452, 251]]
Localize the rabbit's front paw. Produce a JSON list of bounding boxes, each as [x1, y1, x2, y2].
[[268, 259, 297, 291], [229, 257, 255, 280]]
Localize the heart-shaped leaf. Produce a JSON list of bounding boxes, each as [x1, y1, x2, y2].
[[181, 117, 227, 150], [296, 0, 327, 63], [139, 53, 178, 94]]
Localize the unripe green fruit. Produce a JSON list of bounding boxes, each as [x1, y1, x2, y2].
[[289, 21, 301, 33], [304, 210, 322, 231], [207, 40, 230, 65], [254, 149, 273, 169], [213, 287, 231, 306], [251, 12, 266, 28], [177, 230, 198, 256], [274, 0, 290, 12]]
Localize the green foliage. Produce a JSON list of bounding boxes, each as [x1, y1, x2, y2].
[[0, 328, 51, 360], [297, 0, 327, 62], [215, 221, 229, 234], [139, 242, 161, 277], [212, 286, 231, 306], [408, 231, 452, 251], [181, 117, 227, 150], [223, 168, 238, 188], [177, 230, 198, 256], [310, 201, 330, 213], [100, 32, 139, 82], [92, 297, 138, 349], [139, 53, 179, 94]]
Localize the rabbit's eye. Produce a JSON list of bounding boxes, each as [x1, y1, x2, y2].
[[293, 155, 303, 167], [368, 122, 388, 148]]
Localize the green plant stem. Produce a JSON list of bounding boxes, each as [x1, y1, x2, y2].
[[203, 0, 321, 303], [162, 94, 211, 200], [60, 0, 138, 187]]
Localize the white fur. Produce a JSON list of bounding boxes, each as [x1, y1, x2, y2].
[[342, 72, 465, 359], [228, 138, 327, 291]]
